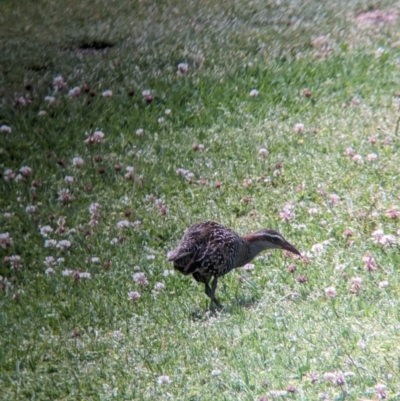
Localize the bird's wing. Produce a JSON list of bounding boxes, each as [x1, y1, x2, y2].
[[170, 222, 239, 277], [169, 224, 213, 275]]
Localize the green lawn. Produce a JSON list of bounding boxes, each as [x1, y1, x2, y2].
[[1, 0, 400, 399]]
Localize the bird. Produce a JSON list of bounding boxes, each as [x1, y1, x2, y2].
[[167, 220, 301, 310]]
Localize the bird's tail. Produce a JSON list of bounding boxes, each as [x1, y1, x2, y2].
[[167, 249, 191, 261], [166, 250, 178, 261]]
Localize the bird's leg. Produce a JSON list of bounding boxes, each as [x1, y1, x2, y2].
[[209, 276, 220, 310], [204, 281, 222, 309], [204, 282, 212, 298]]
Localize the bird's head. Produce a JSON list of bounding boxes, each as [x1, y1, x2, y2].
[[244, 229, 301, 256]]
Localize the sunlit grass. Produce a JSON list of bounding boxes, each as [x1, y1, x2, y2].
[[1, 0, 400, 400]]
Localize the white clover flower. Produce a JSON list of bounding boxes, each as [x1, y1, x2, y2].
[[133, 272, 148, 285], [329, 193, 340, 205], [9, 255, 22, 269], [269, 390, 288, 397], [192, 143, 204, 151], [58, 188, 72, 202], [279, 205, 294, 221], [249, 89, 259, 97], [89, 203, 100, 221], [88, 219, 98, 228], [20, 166, 32, 177], [258, 148, 268, 156], [0, 125, 12, 133], [344, 147, 355, 157], [177, 63, 188, 75], [89, 202, 99, 213], [117, 220, 130, 229], [72, 157, 84, 167], [102, 90, 112, 97], [381, 234, 396, 247], [157, 375, 171, 384], [324, 286, 336, 298], [243, 263, 254, 271], [25, 205, 36, 213], [68, 86, 81, 98], [163, 269, 175, 276], [84, 131, 105, 144], [311, 243, 324, 254], [57, 240, 71, 250], [64, 176, 74, 184], [125, 166, 134, 179], [62, 269, 73, 276], [53, 75, 66, 90], [372, 229, 396, 247], [40, 225, 53, 238], [45, 96, 56, 105], [323, 372, 336, 382], [45, 239, 57, 248], [112, 330, 122, 338], [44, 256, 56, 266], [128, 291, 140, 301], [175, 168, 188, 176], [294, 123, 305, 133], [154, 282, 165, 291], [93, 131, 104, 142], [3, 169, 15, 181], [186, 172, 195, 181]]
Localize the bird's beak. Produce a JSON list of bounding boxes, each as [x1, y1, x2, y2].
[[281, 241, 301, 256]]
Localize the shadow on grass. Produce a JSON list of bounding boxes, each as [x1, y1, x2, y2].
[[188, 291, 262, 320]]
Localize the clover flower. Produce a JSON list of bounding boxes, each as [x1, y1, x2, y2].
[[128, 291, 140, 301]]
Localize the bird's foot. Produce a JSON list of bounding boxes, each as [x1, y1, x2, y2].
[[208, 300, 223, 314]]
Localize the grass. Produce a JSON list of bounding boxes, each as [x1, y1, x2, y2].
[[1, 0, 400, 399]]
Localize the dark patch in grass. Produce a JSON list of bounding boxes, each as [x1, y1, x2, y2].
[[77, 40, 114, 51], [61, 40, 115, 56], [27, 64, 47, 72], [188, 292, 262, 319], [230, 293, 261, 310], [189, 309, 207, 321]]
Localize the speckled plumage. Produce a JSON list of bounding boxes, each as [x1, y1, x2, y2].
[[168, 221, 242, 278], [168, 221, 300, 309]]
